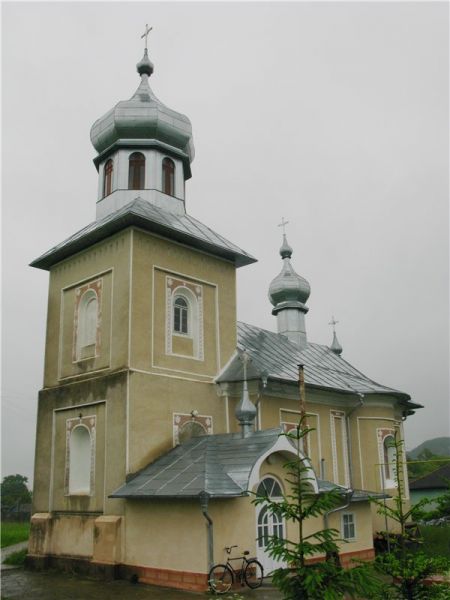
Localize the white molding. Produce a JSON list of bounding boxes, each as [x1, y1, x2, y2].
[[130, 367, 214, 385], [152, 264, 221, 288], [49, 409, 56, 512], [278, 408, 321, 465], [215, 284, 221, 371], [225, 394, 230, 433], [128, 229, 134, 367], [330, 410, 349, 487], [103, 399, 108, 510], [54, 400, 106, 412], [60, 268, 114, 293], [126, 370, 130, 474], [341, 512, 357, 541], [248, 435, 318, 492]]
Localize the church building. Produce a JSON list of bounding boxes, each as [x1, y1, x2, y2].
[[28, 40, 420, 592]]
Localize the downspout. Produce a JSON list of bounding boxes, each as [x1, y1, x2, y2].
[[199, 491, 214, 571], [323, 488, 354, 535], [345, 393, 364, 488]]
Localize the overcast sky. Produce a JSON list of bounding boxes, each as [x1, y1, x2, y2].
[[2, 2, 449, 483]]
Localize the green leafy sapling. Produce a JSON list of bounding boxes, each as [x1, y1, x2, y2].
[[253, 416, 380, 600], [371, 432, 450, 600]]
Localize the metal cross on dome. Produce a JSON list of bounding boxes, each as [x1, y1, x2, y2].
[[329, 315, 339, 332], [278, 217, 289, 235], [141, 24, 153, 50]]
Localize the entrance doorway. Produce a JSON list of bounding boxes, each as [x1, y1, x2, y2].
[[256, 476, 286, 574]]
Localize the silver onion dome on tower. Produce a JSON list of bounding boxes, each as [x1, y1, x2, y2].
[[90, 48, 195, 179], [268, 234, 311, 349]]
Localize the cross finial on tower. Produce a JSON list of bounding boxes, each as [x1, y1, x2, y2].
[[329, 315, 339, 332], [141, 24, 153, 50], [278, 217, 289, 235]]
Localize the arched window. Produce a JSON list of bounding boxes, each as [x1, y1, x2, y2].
[[103, 159, 113, 197], [383, 435, 396, 483], [173, 296, 189, 335], [128, 152, 145, 190], [257, 477, 283, 499], [78, 290, 98, 358], [178, 421, 207, 444], [162, 157, 175, 196], [69, 426, 91, 495]]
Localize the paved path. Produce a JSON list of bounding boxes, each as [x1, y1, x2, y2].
[[1, 569, 282, 600], [1, 542, 28, 571]]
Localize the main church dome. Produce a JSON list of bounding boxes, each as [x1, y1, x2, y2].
[[90, 49, 194, 175]]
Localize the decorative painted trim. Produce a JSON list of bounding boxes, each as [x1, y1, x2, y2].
[[377, 427, 397, 490], [330, 410, 350, 487], [72, 279, 103, 362], [173, 413, 213, 446], [165, 276, 204, 360], [64, 415, 96, 496], [279, 408, 322, 465]]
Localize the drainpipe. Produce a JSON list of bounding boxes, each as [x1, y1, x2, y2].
[[345, 393, 364, 488], [323, 488, 354, 534], [199, 491, 214, 570]]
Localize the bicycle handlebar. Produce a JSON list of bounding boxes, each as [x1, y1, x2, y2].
[[225, 545, 238, 553]]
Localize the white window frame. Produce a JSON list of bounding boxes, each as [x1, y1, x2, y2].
[[65, 415, 96, 497], [165, 277, 204, 360], [172, 292, 193, 338], [341, 512, 356, 541]]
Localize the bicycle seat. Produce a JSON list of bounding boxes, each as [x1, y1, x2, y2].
[[244, 550, 250, 555]]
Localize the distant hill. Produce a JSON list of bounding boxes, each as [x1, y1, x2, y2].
[[408, 437, 450, 459]]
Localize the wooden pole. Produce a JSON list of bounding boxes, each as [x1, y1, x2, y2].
[[298, 363, 308, 456]]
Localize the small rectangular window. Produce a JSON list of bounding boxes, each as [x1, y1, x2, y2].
[[342, 513, 356, 540]]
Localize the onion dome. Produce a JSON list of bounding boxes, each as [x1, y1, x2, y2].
[[268, 235, 311, 309], [330, 331, 343, 356], [235, 350, 256, 438], [90, 49, 194, 175]]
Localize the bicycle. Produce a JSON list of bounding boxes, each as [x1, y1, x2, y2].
[[208, 545, 264, 594]]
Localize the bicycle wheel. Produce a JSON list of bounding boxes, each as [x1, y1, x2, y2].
[[244, 559, 264, 588], [208, 563, 234, 594]]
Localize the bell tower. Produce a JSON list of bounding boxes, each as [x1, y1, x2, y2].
[[90, 36, 194, 220]]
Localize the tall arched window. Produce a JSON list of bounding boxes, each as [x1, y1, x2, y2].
[[128, 152, 145, 190], [103, 159, 113, 197], [78, 290, 98, 358], [162, 157, 175, 196], [173, 296, 189, 335], [69, 426, 91, 495], [383, 435, 397, 483]]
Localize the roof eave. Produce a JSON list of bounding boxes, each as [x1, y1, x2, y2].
[[30, 213, 257, 271]]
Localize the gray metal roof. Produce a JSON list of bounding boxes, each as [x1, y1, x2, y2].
[[216, 321, 412, 402], [90, 52, 194, 171], [317, 480, 388, 502], [30, 198, 256, 270], [110, 429, 283, 499]]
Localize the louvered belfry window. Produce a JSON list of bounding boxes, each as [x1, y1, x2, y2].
[[103, 159, 113, 197], [162, 157, 175, 196], [128, 152, 145, 190], [173, 296, 188, 334]]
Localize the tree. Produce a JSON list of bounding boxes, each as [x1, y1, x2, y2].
[[1, 474, 32, 509], [253, 417, 380, 600], [372, 434, 450, 599]]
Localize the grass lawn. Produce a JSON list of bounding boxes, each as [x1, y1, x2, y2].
[[420, 525, 450, 558], [1, 521, 30, 548]]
